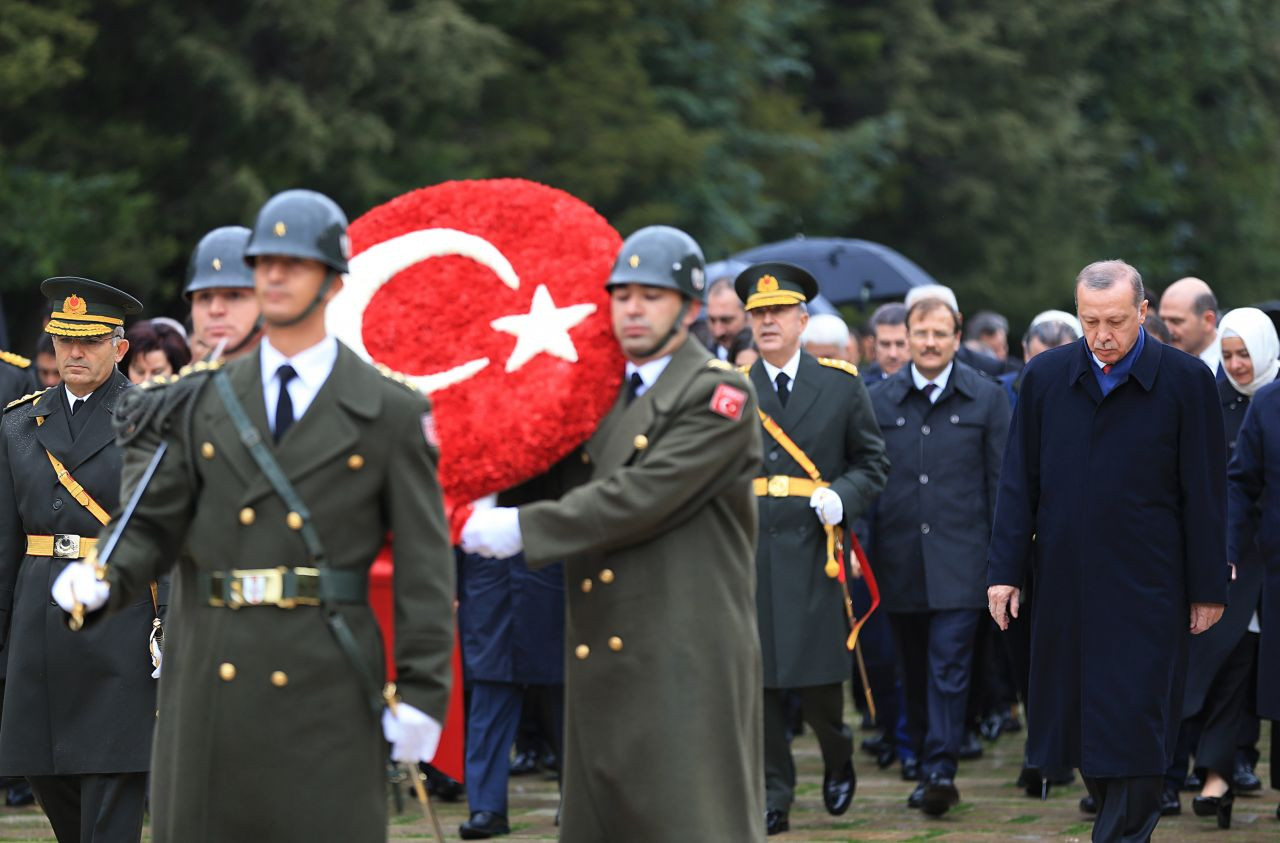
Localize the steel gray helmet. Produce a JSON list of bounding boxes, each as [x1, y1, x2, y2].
[[244, 189, 350, 274], [185, 226, 254, 299], [606, 226, 706, 300]]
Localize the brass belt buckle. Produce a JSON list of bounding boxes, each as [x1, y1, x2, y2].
[[766, 476, 790, 497], [53, 534, 82, 559], [227, 567, 286, 608]]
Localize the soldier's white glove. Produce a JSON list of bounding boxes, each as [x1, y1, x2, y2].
[[51, 562, 110, 614], [460, 507, 523, 558], [809, 487, 844, 526], [382, 702, 443, 764]]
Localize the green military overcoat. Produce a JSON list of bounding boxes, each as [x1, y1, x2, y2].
[[749, 352, 888, 688], [519, 336, 766, 842], [97, 343, 454, 843]]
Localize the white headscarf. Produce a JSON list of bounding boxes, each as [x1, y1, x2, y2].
[[1218, 307, 1279, 397]]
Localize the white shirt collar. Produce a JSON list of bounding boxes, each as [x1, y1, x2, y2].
[[1199, 338, 1221, 372], [260, 335, 340, 430], [911, 361, 953, 402], [624, 355, 673, 399], [761, 348, 802, 386], [64, 383, 96, 407]]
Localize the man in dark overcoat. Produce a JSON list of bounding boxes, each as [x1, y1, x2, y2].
[[868, 295, 1010, 816], [988, 259, 1227, 843], [736, 262, 889, 835], [0, 277, 154, 842], [461, 226, 766, 843], [52, 190, 456, 843]]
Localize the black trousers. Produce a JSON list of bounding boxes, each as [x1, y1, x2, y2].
[[890, 609, 980, 779], [27, 773, 147, 843], [1082, 775, 1162, 843], [1194, 632, 1258, 780], [763, 684, 851, 811]]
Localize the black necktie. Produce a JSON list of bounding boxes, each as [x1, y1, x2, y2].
[[922, 382, 939, 401], [274, 364, 298, 443], [626, 372, 645, 404], [70, 398, 84, 416], [775, 372, 791, 407]]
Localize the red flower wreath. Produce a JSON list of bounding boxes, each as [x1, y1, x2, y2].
[[339, 179, 623, 517]]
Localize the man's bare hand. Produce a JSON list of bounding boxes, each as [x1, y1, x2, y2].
[[988, 585, 1021, 631], [1189, 602, 1224, 635]]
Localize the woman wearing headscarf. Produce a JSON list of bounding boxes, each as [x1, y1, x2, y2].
[[1189, 307, 1278, 828]]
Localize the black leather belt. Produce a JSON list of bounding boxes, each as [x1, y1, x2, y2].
[[199, 567, 367, 609]]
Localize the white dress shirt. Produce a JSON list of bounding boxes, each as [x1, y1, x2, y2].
[[1199, 338, 1222, 373], [761, 349, 802, 393], [63, 383, 92, 413], [624, 355, 673, 399], [911, 361, 953, 404], [260, 335, 339, 432]]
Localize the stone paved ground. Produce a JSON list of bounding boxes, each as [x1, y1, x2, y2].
[[0, 715, 1271, 841]]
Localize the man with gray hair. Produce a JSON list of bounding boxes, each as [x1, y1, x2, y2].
[[802, 313, 854, 362], [1158, 277, 1221, 372], [988, 259, 1227, 842]]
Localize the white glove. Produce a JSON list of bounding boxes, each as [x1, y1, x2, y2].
[[51, 562, 110, 614], [460, 506, 523, 558], [809, 487, 844, 526], [382, 701, 443, 764]]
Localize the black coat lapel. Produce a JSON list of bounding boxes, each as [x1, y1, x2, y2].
[[782, 353, 822, 426], [33, 390, 74, 468], [61, 372, 130, 472], [750, 362, 783, 420]]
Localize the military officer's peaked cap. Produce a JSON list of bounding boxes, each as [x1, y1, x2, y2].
[[186, 226, 255, 298], [734, 261, 819, 311], [42, 276, 143, 338]]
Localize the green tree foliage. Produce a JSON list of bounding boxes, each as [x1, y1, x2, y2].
[[1, 0, 1277, 344]]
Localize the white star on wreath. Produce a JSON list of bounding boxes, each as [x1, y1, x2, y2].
[[491, 284, 597, 372]]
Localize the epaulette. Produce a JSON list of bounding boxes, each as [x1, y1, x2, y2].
[[375, 363, 421, 393], [706, 358, 732, 371], [0, 350, 32, 369], [4, 387, 51, 413], [736, 364, 752, 375], [817, 357, 860, 377], [138, 358, 224, 391]]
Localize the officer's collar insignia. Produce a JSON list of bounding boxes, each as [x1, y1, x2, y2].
[[211, 258, 222, 271], [274, 221, 287, 237], [63, 295, 87, 316], [628, 254, 640, 268], [756, 274, 779, 293]]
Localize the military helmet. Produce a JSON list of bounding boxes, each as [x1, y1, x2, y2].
[[244, 189, 350, 274], [185, 226, 254, 298], [606, 226, 706, 300]]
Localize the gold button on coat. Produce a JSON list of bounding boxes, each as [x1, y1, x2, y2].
[[599, 569, 615, 584], [347, 454, 365, 470], [581, 579, 593, 593], [218, 662, 236, 681], [608, 636, 623, 652], [201, 442, 215, 460], [575, 644, 590, 660], [270, 671, 289, 687], [286, 512, 303, 530], [239, 507, 255, 526], [580, 451, 591, 464], [633, 434, 649, 450]]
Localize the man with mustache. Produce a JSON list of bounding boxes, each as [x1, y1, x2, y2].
[[736, 262, 888, 835], [988, 259, 1228, 843]]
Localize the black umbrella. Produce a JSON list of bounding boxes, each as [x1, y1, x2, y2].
[[730, 237, 936, 307]]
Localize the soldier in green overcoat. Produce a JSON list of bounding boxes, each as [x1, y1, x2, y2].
[[53, 190, 455, 843], [736, 262, 889, 835], [462, 226, 766, 842]]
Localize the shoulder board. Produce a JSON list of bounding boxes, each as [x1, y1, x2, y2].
[[4, 387, 51, 412], [0, 350, 32, 369], [736, 364, 752, 375], [817, 357, 859, 377], [139, 358, 224, 391], [705, 358, 732, 371], [375, 363, 422, 393]]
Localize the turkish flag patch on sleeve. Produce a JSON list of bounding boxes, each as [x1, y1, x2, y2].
[[709, 383, 747, 421]]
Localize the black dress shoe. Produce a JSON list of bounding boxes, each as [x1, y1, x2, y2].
[[421, 763, 464, 802], [1232, 759, 1262, 792], [1159, 786, 1181, 816], [3, 780, 33, 807], [1192, 789, 1235, 829], [907, 784, 925, 809], [459, 811, 510, 840], [765, 809, 789, 836], [823, 760, 856, 815], [509, 750, 539, 776], [1079, 794, 1097, 814], [920, 772, 960, 817], [957, 731, 983, 760], [901, 757, 920, 781]]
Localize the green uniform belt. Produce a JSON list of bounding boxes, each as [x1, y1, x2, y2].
[[199, 566, 367, 609]]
